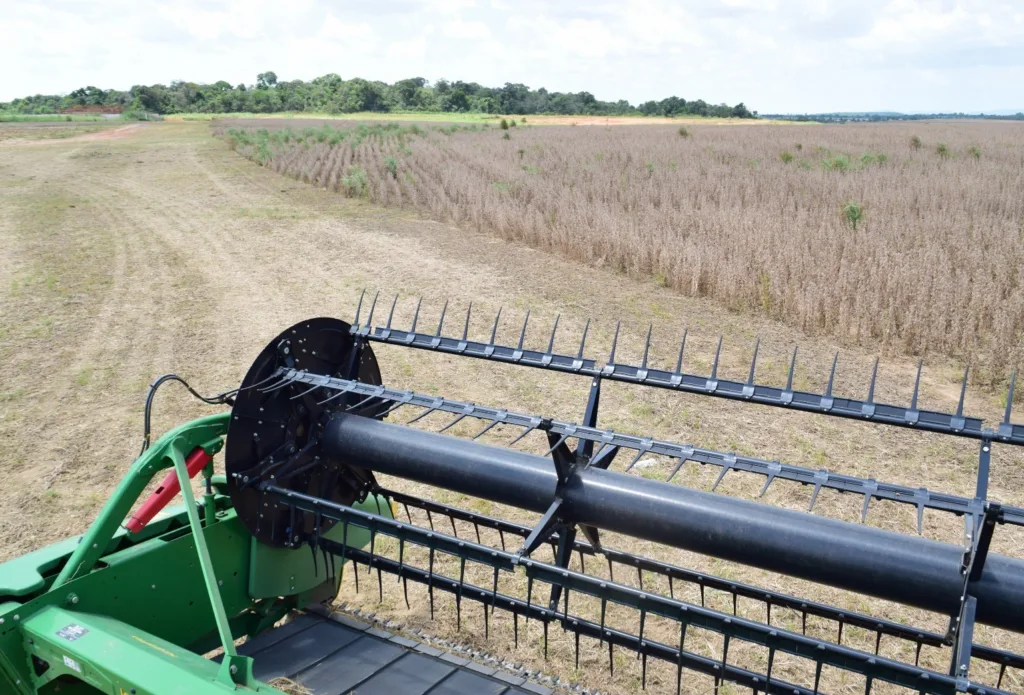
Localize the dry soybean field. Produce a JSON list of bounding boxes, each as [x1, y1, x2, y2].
[[215, 118, 1024, 382]]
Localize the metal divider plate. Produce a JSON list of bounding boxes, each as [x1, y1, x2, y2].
[[234, 610, 547, 695]]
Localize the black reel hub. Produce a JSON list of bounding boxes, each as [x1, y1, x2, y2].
[[225, 317, 384, 546]]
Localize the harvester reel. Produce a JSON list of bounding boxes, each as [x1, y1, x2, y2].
[[225, 317, 384, 546], [7, 295, 1024, 695]]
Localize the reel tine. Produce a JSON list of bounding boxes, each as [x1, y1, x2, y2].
[[353, 288, 366, 327], [676, 622, 688, 695], [438, 413, 469, 433], [866, 357, 879, 404], [544, 432, 571, 456], [747, 339, 760, 385], [462, 302, 472, 341], [710, 336, 723, 379], [315, 383, 356, 406], [508, 425, 536, 447], [436, 299, 449, 337], [471, 419, 501, 440], [675, 328, 688, 373], [826, 352, 839, 396], [608, 321, 621, 364], [489, 307, 503, 345], [385, 295, 399, 329], [577, 318, 591, 359], [233, 372, 281, 394], [366, 289, 380, 326], [667, 457, 686, 482], [1004, 370, 1017, 424], [910, 359, 923, 410], [259, 374, 299, 394], [956, 366, 970, 417], [378, 400, 407, 417], [517, 310, 531, 350], [289, 382, 324, 400], [624, 449, 646, 473], [345, 393, 380, 413], [641, 324, 653, 370], [547, 314, 561, 355], [410, 296, 423, 332], [406, 406, 439, 425], [785, 345, 798, 392]]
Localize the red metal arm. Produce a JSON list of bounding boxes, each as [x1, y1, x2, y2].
[[125, 447, 211, 533]]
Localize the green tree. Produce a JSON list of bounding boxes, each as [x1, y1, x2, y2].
[[256, 71, 278, 89]]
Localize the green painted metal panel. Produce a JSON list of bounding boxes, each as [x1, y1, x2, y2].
[[249, 494, 394, 600], [0, 503, 215, 603], [22, 605, 285, 694], [0, 413, 386, 693], [53, 413, 230, 590], [0, 511, 254, 694], [0, 538, 81, 600]]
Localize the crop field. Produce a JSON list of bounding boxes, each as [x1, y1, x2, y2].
[[0, 112, 108, 122], [215, 118, 1024, 384], [0, 120, 124, 142], [1, 121, 1023, 694]]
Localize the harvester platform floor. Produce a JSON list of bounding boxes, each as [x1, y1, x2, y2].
[[234, 607, 549, 695]]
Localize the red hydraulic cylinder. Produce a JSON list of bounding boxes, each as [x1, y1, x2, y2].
[[125, 447, 211, 533]]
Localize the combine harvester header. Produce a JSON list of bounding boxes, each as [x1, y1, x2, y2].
[[2, 292, 1022, 695]]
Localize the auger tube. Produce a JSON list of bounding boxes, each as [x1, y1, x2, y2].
[[324, 411, 1024, 634]]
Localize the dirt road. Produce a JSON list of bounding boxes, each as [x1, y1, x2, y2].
[[1, 123, 1020, 692]]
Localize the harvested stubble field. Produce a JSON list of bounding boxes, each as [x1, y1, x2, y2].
[[215, 118, 1024, 384], [0, 120, 122, 143], [1, 121, 1022, 695]]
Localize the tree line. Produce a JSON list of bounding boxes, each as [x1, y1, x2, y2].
[[1, 71, 756, 119]]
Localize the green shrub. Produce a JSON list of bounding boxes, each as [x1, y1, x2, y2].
[[502, 131, 511, 140], [910, 135, 922, 150], [678, 126, 690, 138], [936, 143, 950, 158], [859, 153, 876, 167], [780, 151, 794, 164], [384, 156, 398, 178], [341, 166, 368, 196], [968, 145, 981, 159], [500, 118, 509, 130], [877, 153, 888, 165], [842, 201, 864, 230], [822, 154, 851, 172], [509, 119, 516, 128]]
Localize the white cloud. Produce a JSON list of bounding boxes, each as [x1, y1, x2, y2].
[[441, 19, 490, 39], [0, 0, 1021, 112]]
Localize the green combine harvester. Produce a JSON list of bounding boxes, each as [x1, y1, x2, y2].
[[2, 303, 1023, 694]]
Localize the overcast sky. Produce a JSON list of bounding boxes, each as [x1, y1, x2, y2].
[[2, 0, 1022, 113]]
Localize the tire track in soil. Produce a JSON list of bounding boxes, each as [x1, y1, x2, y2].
[[0, 138, 215, 557]]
